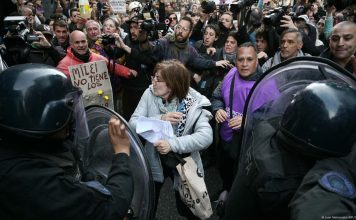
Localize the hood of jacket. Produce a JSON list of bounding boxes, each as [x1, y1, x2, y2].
[[306, 23, 317, 45]]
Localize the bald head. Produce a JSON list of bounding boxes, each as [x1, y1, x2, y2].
[[70, 31, 89, 55], [329, 21, 356, 66], [333, 21, 356, 31]]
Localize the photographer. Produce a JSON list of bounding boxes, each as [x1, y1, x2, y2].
[[151, 16, 231, 76], [91, 17, 127, 64], [113, 15, 156, 121], [3, 18, 61, 66]]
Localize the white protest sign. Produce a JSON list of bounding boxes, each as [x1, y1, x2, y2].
[[214, 0, 232, 5], [68, 60, 114, 109], [110, 0, 126, 13]]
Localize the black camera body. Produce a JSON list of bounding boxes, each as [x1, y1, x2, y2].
[[101, 34, 116, 46], [201, 1, 216, 14], [230, 0, 257, 14], [3, 16, 39, 51], [139, 19, 167, 41], [127, 0, 168, 41], [263, 6, 289, 27]]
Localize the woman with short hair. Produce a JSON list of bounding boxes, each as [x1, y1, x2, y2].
[[129, 59, 213, 220]]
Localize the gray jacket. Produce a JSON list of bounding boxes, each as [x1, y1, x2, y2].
[[129, 86, 213, 185]]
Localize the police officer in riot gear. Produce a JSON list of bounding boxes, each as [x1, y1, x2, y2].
[[222, 57, 356, 220], [0, 64, 133, 220], [289, 82, 356, 219]]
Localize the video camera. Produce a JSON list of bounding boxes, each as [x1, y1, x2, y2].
[[128, 0, 168, 41], [3, 16, 39, 50], [263, 7, 289, 27], [230, 0, 257, 14]]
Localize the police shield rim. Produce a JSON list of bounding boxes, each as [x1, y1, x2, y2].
[[84, 105, 154, 220]]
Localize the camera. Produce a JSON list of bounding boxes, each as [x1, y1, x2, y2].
[[230, 0, 256, 14], [324, 0, 354, 11], [127, 1, 168, 41], [263, 7, 288, 27], [201, 1, 216, 14], [139, 19, 168, 41], [101, 34, 116, 46], [3, 16, 39, 50]]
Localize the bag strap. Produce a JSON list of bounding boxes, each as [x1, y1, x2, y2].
[[229, 73, 236, 118], [173, 111, 203, 165]]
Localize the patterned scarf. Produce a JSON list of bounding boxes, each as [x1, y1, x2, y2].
[[158, 94, 197, 137], [176, 95, 196, 137]]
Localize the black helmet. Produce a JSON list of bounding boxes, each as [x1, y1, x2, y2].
[[277, 81, 356, 158], [0, 63, 81, 138]]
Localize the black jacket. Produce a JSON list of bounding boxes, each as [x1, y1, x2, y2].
[[223, 119, 315, 220], [119, 36, 155, 90], [0, 142, 133, 220]]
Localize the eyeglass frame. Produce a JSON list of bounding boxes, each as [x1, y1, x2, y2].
[[151, 75, 165, 82], [175, 25, 190, 33]]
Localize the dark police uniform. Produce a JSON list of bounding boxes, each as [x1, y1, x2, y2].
[[223, 119, 315, 220], [290, 155, 356, 219], [223, 59, 356, 220], [0, 140, 133, 220]]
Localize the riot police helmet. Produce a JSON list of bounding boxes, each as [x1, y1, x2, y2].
[[277, 81, 356, 158], [0, 63, 84, 139]]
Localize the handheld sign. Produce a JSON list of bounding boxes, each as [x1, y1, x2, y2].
[[110, 0, 126, 14], [68, 60, 114, 109]]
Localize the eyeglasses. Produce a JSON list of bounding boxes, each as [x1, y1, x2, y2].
[[151, 75, 164, 82], [169, 17, 177, 20], [175, 25, 190, 32]]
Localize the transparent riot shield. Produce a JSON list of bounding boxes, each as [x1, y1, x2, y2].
[[83, 105, 154, 220], [237, 57, 356, 172]]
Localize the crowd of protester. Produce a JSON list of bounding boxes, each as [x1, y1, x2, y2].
[[0, 0, 356, 219]]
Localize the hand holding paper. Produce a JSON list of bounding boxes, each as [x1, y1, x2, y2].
[[136, 116, 175, 143]]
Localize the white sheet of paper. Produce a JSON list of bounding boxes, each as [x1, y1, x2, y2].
[[136, 116, 175, 143]]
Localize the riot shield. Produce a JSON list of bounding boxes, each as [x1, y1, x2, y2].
[[83, 105, 154, 220], [237, 57, 356, 171]]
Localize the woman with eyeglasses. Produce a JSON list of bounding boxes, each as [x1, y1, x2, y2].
[[129, 59, 213, 220], [166, 12, 178, 35]]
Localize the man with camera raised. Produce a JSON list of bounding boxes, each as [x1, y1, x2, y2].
[[113, 14, 156, 120], [151, 16, 231, 73]]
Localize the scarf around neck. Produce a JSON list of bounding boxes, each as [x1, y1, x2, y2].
[[71, 48, 91, 62]]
